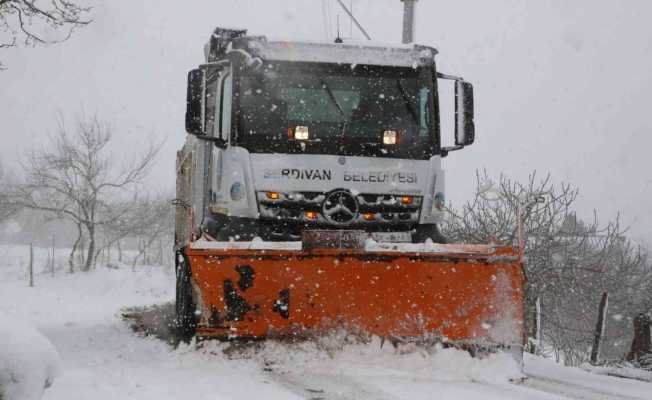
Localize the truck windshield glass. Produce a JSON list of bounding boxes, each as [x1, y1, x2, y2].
[[234, 62, 438, 159]]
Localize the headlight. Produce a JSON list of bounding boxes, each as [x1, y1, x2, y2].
[[230, 182, 244, 201], [288, 125, 310, 140], [382, 130, 399, 145]]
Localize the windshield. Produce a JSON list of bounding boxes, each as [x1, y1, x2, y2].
[[233, 62, 439, 159]]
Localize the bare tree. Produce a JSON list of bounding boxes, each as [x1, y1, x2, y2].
[[95, 194, 174, 268], [129, 196, 174, 267], [0, 161, 10, 220], [0, 1, 91, 68], [443, 170, 652, 365], [0, 160, 20, 221], [9, 115, 159, 272]]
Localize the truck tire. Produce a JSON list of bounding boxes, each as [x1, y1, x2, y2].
[[175, 250, 196, 341]]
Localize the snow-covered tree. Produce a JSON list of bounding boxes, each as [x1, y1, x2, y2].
[[8, 115, 159, 272], [443, 171, 652, 365]]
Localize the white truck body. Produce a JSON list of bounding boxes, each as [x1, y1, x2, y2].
[[176, 28, 473, 244], [206, 149, 445, 223]]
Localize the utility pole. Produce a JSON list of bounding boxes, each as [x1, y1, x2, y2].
[[401, 0, 418, 44]]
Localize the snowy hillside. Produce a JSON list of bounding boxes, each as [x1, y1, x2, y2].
[[0, 245, 650, 400]]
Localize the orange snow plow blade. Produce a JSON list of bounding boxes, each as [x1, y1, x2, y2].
[[185, 241, 524, 346]]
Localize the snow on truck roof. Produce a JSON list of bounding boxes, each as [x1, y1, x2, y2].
[[205, 29, 438, 68], [247, 37, 438, 68]]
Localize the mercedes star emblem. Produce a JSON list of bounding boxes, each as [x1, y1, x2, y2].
[[322, 190, 358, 224]]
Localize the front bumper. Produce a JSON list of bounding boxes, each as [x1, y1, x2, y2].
[[257, 191, 422, 228]]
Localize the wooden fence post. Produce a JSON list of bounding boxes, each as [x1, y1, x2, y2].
[[50, 235, 55, 277], [590, 292, 609, 364], [28, 243, 34, 287], [534, 297, 541, 353]]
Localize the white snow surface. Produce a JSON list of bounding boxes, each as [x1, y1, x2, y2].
[[191, 238, 497, 255], [364, 238, 496, 254], [0, 311, 61, 400], [248, 37, 435, 68], [581, 362, 652, 382], [191, 237, 302, 251], [1, 244, 650, 399]]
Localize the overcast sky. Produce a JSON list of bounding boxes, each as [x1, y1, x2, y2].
[[1, 0, 651, 242]]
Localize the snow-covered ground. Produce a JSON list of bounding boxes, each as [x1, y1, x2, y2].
[[1, 244, 650, 399], [0, 311, 61, 400]]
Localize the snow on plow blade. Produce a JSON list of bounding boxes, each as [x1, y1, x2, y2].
[[185, 240, 525, 346]]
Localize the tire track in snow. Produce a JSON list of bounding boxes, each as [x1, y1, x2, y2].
[[519, 374, 648, 400], [264, 370, 400, 400], [267, 368, 570, 400]]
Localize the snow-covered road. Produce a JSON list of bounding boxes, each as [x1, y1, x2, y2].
[[520, 375, 643, 400], [1, 245, 650, 400]]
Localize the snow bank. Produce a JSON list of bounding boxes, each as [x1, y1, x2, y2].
[[581, 362, 652, 382], [0, 311, 61, 400], [199, 334, 523, 386], [525, 353, 652, 399], [182, 335, 525, 400], [263, 337, 521, 382]]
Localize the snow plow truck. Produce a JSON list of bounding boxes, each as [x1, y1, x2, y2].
[[174, 7, 525, 357]]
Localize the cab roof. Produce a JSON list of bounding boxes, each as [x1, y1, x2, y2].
[[204, 28, 437, 68], [247, 37, 437, 68]]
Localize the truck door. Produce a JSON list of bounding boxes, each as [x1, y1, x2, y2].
[[208, 67, 233, 212], [190, 66, 233, 232]]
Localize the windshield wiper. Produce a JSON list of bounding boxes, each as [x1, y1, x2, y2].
[[396, 79, 420, 126], [320, 80, 346, 119], [319, 79, 348, 152], [319, 79, 346, 121]]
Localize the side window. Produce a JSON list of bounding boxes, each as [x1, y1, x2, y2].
[[205, 69, 220, 137], [202, 66, 231, 141], [419, 87, 430, 137], [220, 70, 233, 142]]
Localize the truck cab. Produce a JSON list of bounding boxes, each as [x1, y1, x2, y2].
[[176, 27, 475, 245]]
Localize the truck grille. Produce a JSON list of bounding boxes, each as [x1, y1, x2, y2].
[[256, 191, 421, 227]]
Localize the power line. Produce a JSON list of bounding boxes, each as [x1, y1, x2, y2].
[[350, 0, 353, 38], [321, 0, 331, 40], [335, 0, 371, 40], [326, 0, 334, 40]]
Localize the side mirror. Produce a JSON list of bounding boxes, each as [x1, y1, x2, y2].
[[455, 80, 475, 146], [185, 69, 206, 135]]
